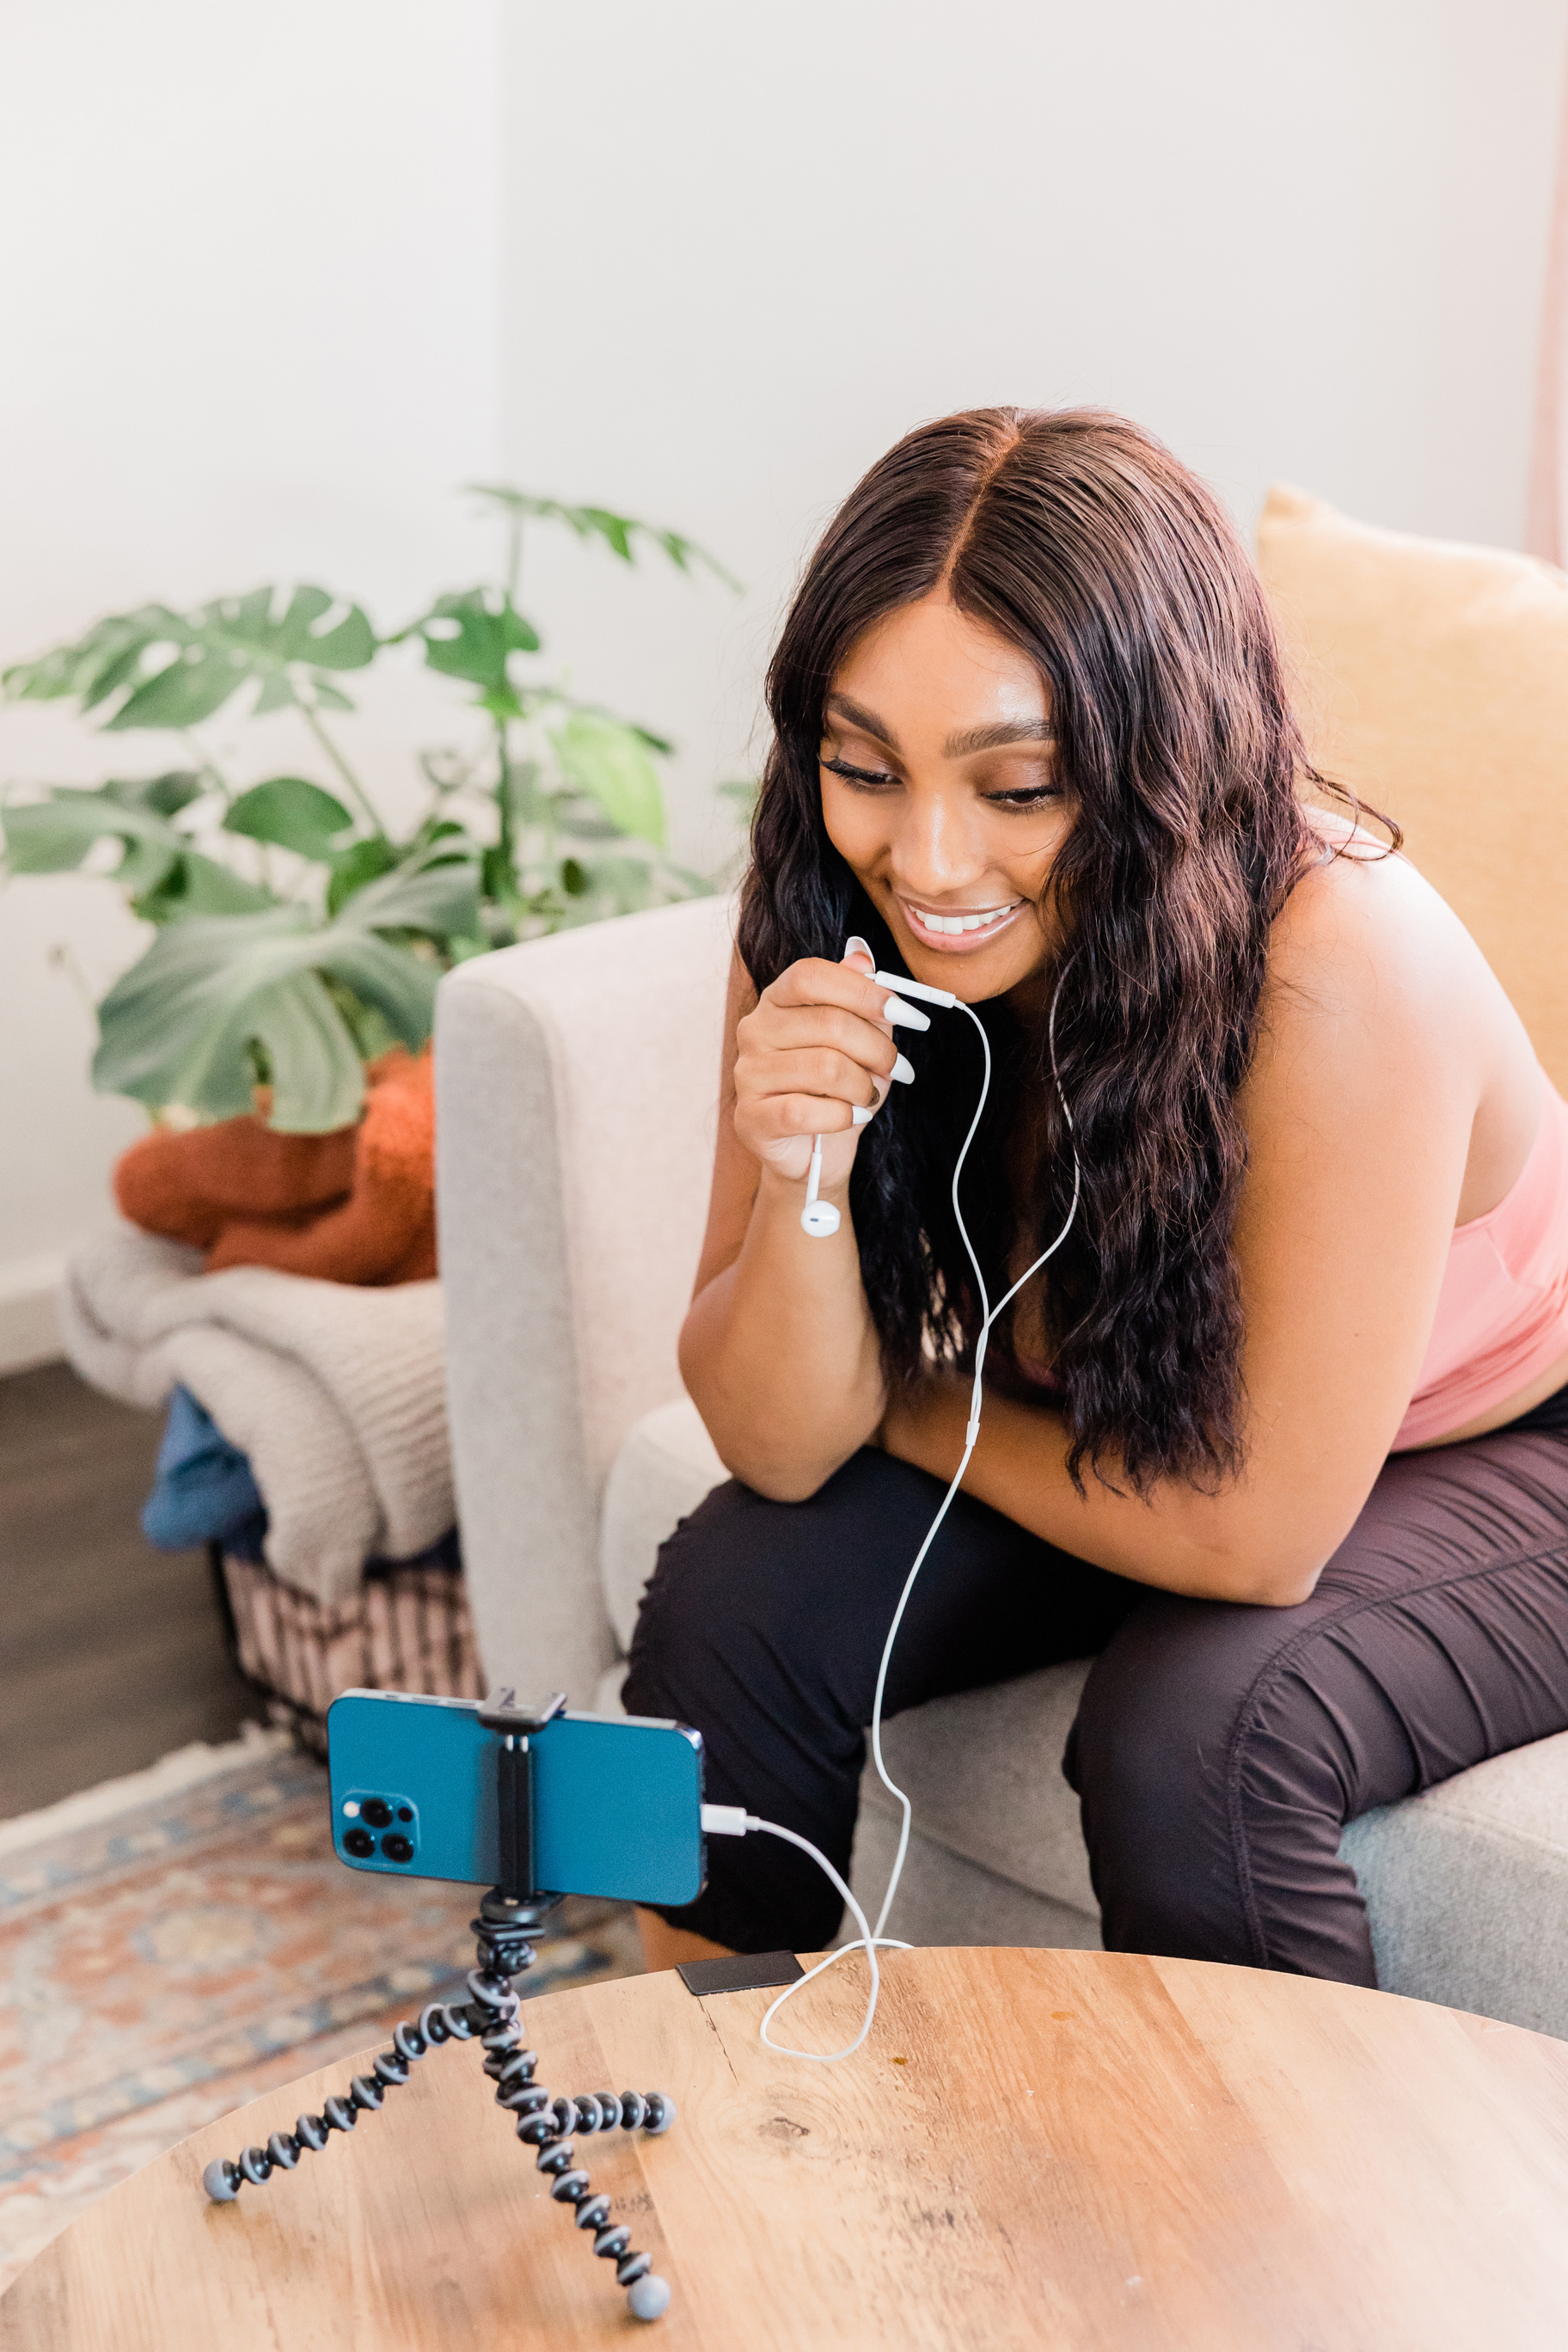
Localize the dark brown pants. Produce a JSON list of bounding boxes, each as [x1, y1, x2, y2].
[[623, 1406, 1568, 1977]]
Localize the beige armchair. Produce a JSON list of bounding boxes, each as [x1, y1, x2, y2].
[[435, 489, 1568, 2034]]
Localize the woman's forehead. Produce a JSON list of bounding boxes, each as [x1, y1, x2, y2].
[[828, 597, 1050, 745]]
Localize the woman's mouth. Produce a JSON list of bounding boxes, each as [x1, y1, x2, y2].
[[899, 897, 1025, 952]]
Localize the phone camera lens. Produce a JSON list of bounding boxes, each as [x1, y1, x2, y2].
[[361, 1798, 393, 1828], [381, 1833, 414, 1864], [343, 1827, 376, 1859], [396, 1805, 413, 1822]]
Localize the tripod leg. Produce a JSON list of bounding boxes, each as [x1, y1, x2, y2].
[[200, 1996, 476, 2202], [515, 2089, 676, 2320], [469, 1903, 677, 2322], [202, 1894, 679, 2324]]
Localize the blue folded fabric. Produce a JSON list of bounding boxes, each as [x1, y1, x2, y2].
[[142, 1386, 269, 1556]]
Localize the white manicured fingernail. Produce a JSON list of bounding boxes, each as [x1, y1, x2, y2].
[[843, 934, 873, 962], [851, 1104, 875, 1125], [891, 1053, 916, 1085], [883, 993, 930, 1032]]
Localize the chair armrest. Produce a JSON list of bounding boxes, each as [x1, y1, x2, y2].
[[435, 895, 733, 1694]]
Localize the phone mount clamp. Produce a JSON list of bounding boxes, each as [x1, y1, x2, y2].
[[200, 1688, 678, 2324]]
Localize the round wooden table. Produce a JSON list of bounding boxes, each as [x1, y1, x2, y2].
[[5, 1945, 1568, 2348]]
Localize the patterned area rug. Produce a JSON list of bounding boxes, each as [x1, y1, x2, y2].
[[0, 1729, 643, 2294]]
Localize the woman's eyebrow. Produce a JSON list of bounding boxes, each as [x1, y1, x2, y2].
[[824, 692, 899, 749], [943, 718, 1057, 756]]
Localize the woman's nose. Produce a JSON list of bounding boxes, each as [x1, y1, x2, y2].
[[888, 786, 989, 897]]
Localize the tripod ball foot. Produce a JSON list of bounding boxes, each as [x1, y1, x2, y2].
[[203, 2160, 239, 2202], [628, 2274, 671, 2322]]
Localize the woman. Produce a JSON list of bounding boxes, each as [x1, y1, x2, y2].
[[622, 407, 1568, 1982]]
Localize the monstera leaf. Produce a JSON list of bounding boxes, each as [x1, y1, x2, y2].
[[3, 586, 376, 730], [402, 589, 541, 720], [1, 785, 273, 917], [223, 776, 357, 861], [3, 787, 187, 883], [340, 847, 481, 937], [3, 493, 733, 1106], [93, 847, 481, 1130], [105, 772, 207, 817], [551, 713, 667, 848]]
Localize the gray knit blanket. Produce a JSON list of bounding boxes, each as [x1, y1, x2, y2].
[[61, 1225, 451, 1607]]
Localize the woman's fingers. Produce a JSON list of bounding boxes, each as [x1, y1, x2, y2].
[[765, 958, 898, 1024], [738, 1046, 882, 1112], [746, 1003, 899, 1078], [751, 1092, 875, 1141], [732, 952, 913, 1168]]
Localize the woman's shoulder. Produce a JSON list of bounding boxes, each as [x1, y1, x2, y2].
[[1245, 802, 1515, 1179], [1264, 803, 1506, 1074]]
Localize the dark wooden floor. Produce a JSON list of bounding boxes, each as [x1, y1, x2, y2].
[[0, 1361, 260, 1820]]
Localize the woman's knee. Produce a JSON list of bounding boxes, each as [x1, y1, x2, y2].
[[1066, 1599, 1242, 1929], [625, 1461, 902, 1746], [1067, 1591, 1380, 1977], [627, 1448, 952, 1721], [631, 1476, 842, 1687], [622, 1467, 894, 1951]]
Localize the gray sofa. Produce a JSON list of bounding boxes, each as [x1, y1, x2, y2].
[[436, 891, 1568, 2037]]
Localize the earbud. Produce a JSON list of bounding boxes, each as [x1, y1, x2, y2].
[[800, 1135, 840, 1237], [797, 939, 881, 1240], [870, 968, 957, 1011], [799, 951, 954, 1238]]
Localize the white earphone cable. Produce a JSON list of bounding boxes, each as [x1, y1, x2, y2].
[[755, 977, 1079, 2061]]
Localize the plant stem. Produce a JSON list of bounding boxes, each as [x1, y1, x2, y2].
[[540, 776, 558, 911], [47, 939, 100, 1021], [297, 700, 386, 838], [493, 714, 515, 876], [185, 734, 234, 805], [506, 510, 524, 605]]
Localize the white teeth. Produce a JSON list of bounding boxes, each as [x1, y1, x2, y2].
[[909, 903, 1017, 936]]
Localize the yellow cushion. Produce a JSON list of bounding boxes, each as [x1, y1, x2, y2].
[[1256, 486, 1568, 1093]]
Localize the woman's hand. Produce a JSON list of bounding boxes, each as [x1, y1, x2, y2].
[[732, 941, 916, 1189], [682, 940, 910, 1498]]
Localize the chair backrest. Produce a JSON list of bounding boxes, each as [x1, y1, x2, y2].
[[1258, 486, 1568, 1092], [436, 895, 734, 1697]]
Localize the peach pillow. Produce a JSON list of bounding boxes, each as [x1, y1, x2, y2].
[[1256, 485, 1568, 1093]]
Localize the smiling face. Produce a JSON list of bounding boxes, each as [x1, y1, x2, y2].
[[818, 591, 1069, 1004]]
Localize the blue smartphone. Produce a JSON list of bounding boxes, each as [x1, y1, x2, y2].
[[327, 1689, 706, 1908]]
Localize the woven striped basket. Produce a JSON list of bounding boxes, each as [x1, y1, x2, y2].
[[212, 1545, 485, 1756]]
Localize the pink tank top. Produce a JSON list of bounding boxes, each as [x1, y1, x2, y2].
[[1393, 1071, 1568, 1449], [1008, 1069, 1568, 1448]]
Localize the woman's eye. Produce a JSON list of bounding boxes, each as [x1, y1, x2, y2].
[[983, 784, 1059, 811], [822, 755, 900, 790]]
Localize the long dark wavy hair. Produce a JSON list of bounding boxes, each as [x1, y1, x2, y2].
[[738, 407, 1388, 1496]]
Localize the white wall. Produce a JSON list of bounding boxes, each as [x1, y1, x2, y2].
[[3, 0, 1565, 1365], [501, 0, 1568, 863], [0, 0, 501, 1364]]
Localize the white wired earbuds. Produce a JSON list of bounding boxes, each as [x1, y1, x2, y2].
[[703, 947, 1081, 2062]]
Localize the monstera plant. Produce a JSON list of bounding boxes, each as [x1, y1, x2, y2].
[[1, 490, 738, 1132]]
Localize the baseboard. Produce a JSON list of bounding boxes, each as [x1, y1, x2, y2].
[[0, 1253, 66, 1375]]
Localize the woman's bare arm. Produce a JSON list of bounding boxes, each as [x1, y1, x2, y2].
[[678, 947, 899, 1496]]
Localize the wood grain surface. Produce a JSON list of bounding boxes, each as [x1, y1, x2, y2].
[[5, 1945, 1568, 2349]]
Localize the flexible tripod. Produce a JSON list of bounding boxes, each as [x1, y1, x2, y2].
[[201, 1692, 677, 2324]]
